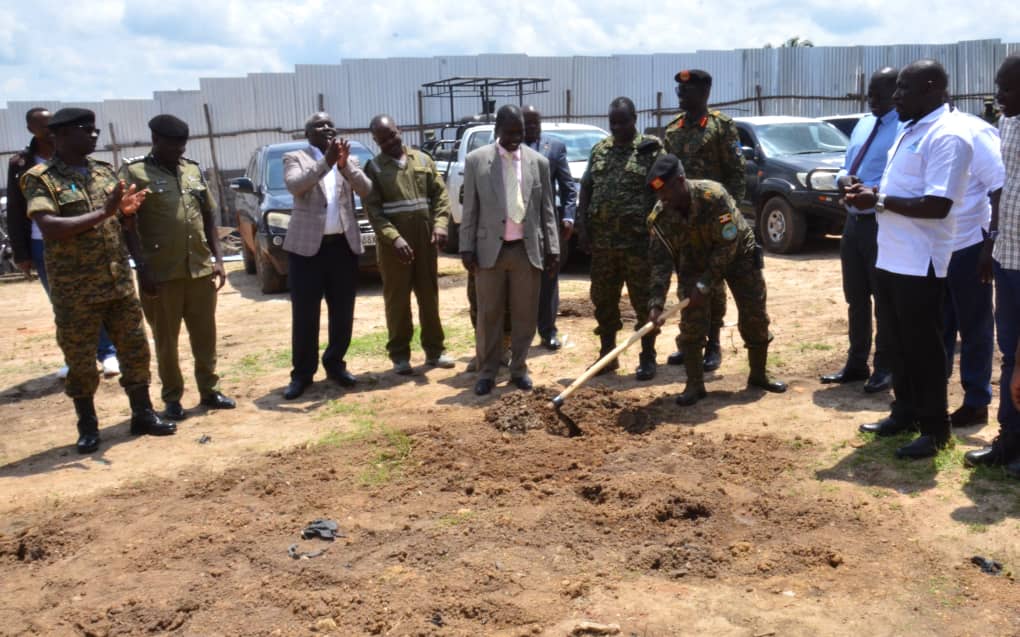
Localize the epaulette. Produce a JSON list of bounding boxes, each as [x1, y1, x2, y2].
[[122, 155, 146, 164], [182, 156, 200, 165], [23, 162, 51, 178], [711, 110, 734, 122], [91, 158, 113, 167], [637, 136, 662, 154], [665, 113, 686, 128]]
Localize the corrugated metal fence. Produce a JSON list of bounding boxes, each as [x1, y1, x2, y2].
[[2, 38, 1015, 211]]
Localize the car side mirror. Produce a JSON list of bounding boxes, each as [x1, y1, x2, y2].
[[742, 146, 756, 161], [230, 177, 255, 194]]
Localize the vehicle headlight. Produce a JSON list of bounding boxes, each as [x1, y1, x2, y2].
[[795, 172, 809, 188], [265, 211, 291, 232], [807, 170, 839, 192]]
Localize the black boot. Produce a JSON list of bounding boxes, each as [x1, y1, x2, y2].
[[635, 334, 657, 381], [747, 344, 787, 393], [964, 430, 1020, 467], [593, 332, 619, 376], [73, 397, 100, 454], [126, 386, 178, 436], [704, 327, 722, 372], [675, 345, 707, 406]]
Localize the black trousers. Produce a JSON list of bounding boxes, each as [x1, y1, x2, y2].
[[874, 265, 949, 438], [840, 213, 886, 372], [288, 236, 358, 383]]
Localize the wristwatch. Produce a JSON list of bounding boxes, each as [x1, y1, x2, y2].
[[875, 192, 887, 213], [695, 281, 710, 295]]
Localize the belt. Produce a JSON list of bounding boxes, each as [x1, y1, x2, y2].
[[502, 239, 523, 246], [321, 233, 346, 244]]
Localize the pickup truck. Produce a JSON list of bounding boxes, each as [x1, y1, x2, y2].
[[431, 122, 608, 254]]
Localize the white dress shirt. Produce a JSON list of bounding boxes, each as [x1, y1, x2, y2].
[[876, 104, 973, 277], [950, 111, 1005, 251], [307, 144, 344, 235], [497, 142, 525, 241]]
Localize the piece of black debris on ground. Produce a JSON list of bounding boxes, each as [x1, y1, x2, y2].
[[302, 518, 343, 540], [430, 612, 444, 627], [288, 543, 328, 560], [197, 434, 212, 444], [971, 555, 1003, 575]]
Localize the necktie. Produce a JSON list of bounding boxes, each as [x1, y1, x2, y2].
[[504, 152, 525, 224], [847, 118, 882, 177]]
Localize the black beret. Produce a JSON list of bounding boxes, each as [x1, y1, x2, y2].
[[48, 108, 95, 129], [647, 153, 685, 191], [674, 69, 712, 87], [149, 114, 189, 139]]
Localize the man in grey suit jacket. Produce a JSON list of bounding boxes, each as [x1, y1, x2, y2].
[[281, 111, 372, 400], [460, 105, 560, 396]]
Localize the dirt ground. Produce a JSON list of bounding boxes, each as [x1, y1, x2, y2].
[[1, 239, 1018, 637]]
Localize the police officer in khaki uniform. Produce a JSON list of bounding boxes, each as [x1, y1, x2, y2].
[[120, 114, 235, 420], [663, 69, 746, 372], [21, 108, 176, 453], [646, 154, 786, 406]]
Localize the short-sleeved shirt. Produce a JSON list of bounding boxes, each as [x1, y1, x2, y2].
[[876, 104, 973, 277], [664, 110, 746, 201], [581, 133, 663, 249], [647, 180, 756, 311], [21, 156, 135, 306], [119, 155, 216, 283], [951, 112, 1005, 251], [994, 114, 1020, 270]]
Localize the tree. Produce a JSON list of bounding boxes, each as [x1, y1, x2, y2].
[[764, 36, 815, 49]]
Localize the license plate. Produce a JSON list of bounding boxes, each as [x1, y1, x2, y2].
[[362, 233, 377, 247]]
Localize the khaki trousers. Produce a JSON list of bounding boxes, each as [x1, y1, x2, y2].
[[475, 242, 541, 380]]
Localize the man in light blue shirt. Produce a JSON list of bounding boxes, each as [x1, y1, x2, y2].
[[822, 67, 900, 393]]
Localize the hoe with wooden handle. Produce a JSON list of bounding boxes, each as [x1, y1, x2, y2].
[[551, 299, 689, 409]]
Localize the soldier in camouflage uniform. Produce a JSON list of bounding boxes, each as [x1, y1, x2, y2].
[[21, 108, 176, 453], [120, 114, 236, 420], [645, 154, 786, 406], [663, 69, 747, 372], [577, 97, 664, 380]]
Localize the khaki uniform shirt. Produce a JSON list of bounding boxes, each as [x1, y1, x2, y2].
[[362, 147, 451, 245], [664, 110, 746, 201], [119, 155, 215, 283]]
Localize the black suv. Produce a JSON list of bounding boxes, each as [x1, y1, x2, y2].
[[230, 140, 377, 293], [734, 117, 848, 253]]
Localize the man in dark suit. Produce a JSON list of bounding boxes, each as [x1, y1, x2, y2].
[[460, 105, 560, 396], [523, 105, 577, 350], [281, 112, 372, 400]]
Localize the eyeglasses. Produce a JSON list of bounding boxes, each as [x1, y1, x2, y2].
[[72, 124, 101, 135]]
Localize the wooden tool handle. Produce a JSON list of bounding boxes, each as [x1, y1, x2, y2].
[[551, 299, 689, 408]]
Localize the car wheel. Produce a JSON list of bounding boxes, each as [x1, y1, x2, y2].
[[758, 197, 806, 254], [255, 246, 288, 294], [443, 222, 460, 254], [241, 240, 257, 275]]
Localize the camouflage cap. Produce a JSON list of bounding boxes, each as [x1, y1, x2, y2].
[[48, 108, 95, 129], [674, 69, 712, 87], [149, 114, 189, 139], [646, 153, 685, 191]]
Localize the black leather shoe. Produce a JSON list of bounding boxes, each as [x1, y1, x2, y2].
[[76, 432, 100, 454], [200, 391, 236, 409], [703, 341, 722, 372], [675, 385, 708, 406], [950, 404, 987, 427], [284, 379, 311, 400], [748, 376, 788, 393], [327, 369, 358, 387], [859, 415, 916, 437], [965, 446, 1000, 467], [163, 401, 187, 420], [895, 435, 946, 459], [667, 350, 685, 366], [820, 366, 869, 384], [863, 370, 892, 393], [130, 410, 177, 436], [474, 378, 494, 396], [511, 375, 533, 391], [541, 334, 562, 350], [964, 433, 1020, 467]]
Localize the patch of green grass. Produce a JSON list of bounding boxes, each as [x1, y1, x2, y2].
[[227, 348, 291, 379], [344, 321, 475, 359], [314, 403, 413, 484], [796, 342, 834, 353], [965, 522, 989, 534], [437, 509, 477, 527]]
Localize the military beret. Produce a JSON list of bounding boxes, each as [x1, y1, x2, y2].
[[674, 69, 712, 87], [646, 153, 685, 191], [149, 114, 189, 139], [48, 108, 95, 129]]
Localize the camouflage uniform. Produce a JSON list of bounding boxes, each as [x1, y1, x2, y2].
[[119, 154, 221, 404], [21, 158, 151, 399], [648, 180, 774, 393], [580, 133, 664, 334], [663, 110, 746, 350]]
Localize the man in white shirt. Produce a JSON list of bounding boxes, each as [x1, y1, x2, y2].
[[847, 59, 973, 459], [941, 111, 1003, 428]]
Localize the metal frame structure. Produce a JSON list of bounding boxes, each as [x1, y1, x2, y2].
[[421, 76, 549, 124]]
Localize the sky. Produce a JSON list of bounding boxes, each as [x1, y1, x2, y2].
[[2, 0, 1019, 107]]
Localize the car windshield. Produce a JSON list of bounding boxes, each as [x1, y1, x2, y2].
[[264, 145, 375, 192], [544, 130, 609, 162], [754, 122, 847, 157]]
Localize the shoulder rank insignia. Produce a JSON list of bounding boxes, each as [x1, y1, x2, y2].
[[718, 213, 732, 224]]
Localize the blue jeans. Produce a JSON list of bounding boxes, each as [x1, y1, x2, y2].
[[943, 239, 994, 407], [994, 261, 1020, 434], [32, 239, 117, 362]]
